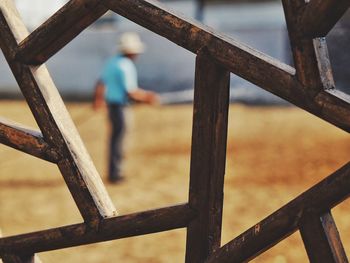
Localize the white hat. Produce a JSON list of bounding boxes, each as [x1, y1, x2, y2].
[[118, 32, 145, 54]]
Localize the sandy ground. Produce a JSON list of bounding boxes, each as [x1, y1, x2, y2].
[[0, 100, 349, 262]]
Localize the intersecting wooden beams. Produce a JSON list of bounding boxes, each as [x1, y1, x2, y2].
[[0, 0, 116, 223], [104, 0, 350, 133], [10, 0, 350, 131], [282, 0, 334, 93], [0, 204, 195, 255], [104, 0, 296, 91], [0, 0, 349, 261], [299, 211, 348, 263], [185, 50, 230, 263], [206, 162, 350, 263], [0, 118, 59, 163], [299, 0, 350, 38], [16, 0, 108, 65]]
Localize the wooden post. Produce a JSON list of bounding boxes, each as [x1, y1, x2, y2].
[[185, 50, 230, 262], [300, 211, 348, 263]]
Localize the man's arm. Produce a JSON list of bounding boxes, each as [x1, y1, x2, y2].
[[128, 88, 160, 104]]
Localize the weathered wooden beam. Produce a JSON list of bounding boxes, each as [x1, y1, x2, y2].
[[104, 0, 350, 133], [1, 254, 37, 263], [206, 162, 350, 263], [15, 0, 108, 65], [282, 0, 335, 93], [299, 0, 350, 38], [0, 118, 59, 163], [0, 230, 41, 263], [300, 211, 348, 263], [104, 0, 296, 95], [185, 51, 230, 262], [0, 1, 116, 223], [281, 0, 350, 133], [315, 89, 350, 132], [0, 204, 195, 255]]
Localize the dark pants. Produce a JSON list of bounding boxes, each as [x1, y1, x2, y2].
[[108, 104, 125, 181]]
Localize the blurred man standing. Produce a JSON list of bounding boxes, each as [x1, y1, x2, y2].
[[94, 32, 159, 183]]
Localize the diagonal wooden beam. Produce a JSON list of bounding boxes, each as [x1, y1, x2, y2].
[[104, 0, 296, 96], [298, 0, 350, 38], [0, 204, 195, 255], [104, 0, 350, 133], [206, 162, 350, 263], [0, 0, 116, 223], [15, 0, 108, 65], [0, 118, 59, 163]]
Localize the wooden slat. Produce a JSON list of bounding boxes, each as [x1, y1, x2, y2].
[[0, 1, 116, 223], [185, 50, 230, 262], [282, 0, 335, 93], [0, 118, 59, 163], [15, 0, 108, 65], [105, 0, 350, 133], [205, 162, 350, 263], [0, 204, 195, 254], [299, 0, 350, 38], [300, 211, 348, 263]]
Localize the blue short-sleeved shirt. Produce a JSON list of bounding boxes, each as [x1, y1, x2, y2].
[[101, 55, 138, 105]]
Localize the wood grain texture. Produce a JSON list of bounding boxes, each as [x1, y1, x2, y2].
[[0, 204, 195, 255], [282, 0, 335, 93], [299, 0, 350, 38], [185, 51, 230, 263], [206, 162, 350, 263], [1, 255, 38, 263], [0, 1, 117, 223], [0, 118, 59, 163], [300, 211, 348, 263], [105, 0, 350, 133], [16, 0, 108, 65], [0, 231, 41, 263]]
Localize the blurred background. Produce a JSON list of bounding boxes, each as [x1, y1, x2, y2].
[[0, 1, 350, 262]]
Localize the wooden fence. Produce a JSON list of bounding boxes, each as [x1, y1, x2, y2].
[[0, 0, 349, 262]]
